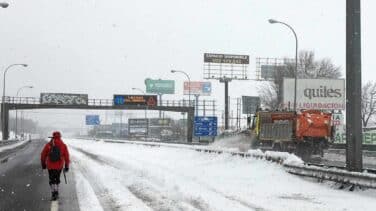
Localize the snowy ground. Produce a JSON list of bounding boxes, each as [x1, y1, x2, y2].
[[0, 139, 30, 153], [66, 138, 376, 211]]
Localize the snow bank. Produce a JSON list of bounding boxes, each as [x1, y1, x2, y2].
[[0, 140, 30, 153], [66, 138, 376, 211], [208, 134, 252, 152]]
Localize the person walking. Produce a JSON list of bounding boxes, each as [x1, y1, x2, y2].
[[40, 131, 70, 200]]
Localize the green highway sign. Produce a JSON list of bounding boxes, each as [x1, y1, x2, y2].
[[145, 79, 175, 94]]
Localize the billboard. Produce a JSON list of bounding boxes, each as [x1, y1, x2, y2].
[[114, 95, 157, 106], [86, 115, 100, 125], [194, 116, 217, 137], [242, 96, 260, 114], [282, 78, 345, 110], [204, 53, 249, 64], [183, 81, 212, 96], [40, 93, 88, 105], [145, 79, 175, 94]]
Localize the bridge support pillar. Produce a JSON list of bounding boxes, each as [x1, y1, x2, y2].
[[1, 104, 9, 140], [187, 107, 194, 143]]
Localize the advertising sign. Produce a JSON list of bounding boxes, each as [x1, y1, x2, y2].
[[204, 53, 249, 64], [145, 79, 175, 94], [183, 81, 212, 96], [114, 95, 157, 106], [242, 96, 260, 114], [332, 113, 343, 126], [334, 130, 376, 145], [85, 115, 100, 125], [40, 93, 88, 105], [282, 78, 345, 110], [128, 118, 149, 135], [194, 116, 217, 136]]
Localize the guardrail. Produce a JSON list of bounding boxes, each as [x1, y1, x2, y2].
[[284, 163, 376, 189]]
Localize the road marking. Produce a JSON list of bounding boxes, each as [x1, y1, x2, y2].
[[51, 200, 59, 211]]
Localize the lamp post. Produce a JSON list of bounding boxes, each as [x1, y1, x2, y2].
[[2, 64, 28, 140], [268, 19, 298, 111], [171, 70, 191, 106], [15, 85, 33, 139]]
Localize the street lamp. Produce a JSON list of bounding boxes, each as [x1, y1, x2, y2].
[[15, 85, 33, 138], [0, 2, 9, 8], [268, 19, 298, 111], [171, 70, 191, 106], [2, 64, 28, 140]]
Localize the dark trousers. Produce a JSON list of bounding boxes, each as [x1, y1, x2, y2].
[[48, 169, 62, 185]]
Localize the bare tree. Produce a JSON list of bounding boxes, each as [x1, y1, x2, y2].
[[361, 81, 376, 128], [259, 50, 342, 109], [257, 83, 279, 109]]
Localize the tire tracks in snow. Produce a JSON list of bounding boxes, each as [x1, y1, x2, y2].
[[72, 147, 208, 211], [113, 150, 267, 211], [72, 146, 267, 211], [72, 154, 122, 211]]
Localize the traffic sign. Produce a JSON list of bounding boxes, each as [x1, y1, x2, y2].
[[194, 116, 217, 136], [145, 79, 175, 94], [184, 81, 212, 96], [114, 95, 158, 106], [86, 115, 100, 125]]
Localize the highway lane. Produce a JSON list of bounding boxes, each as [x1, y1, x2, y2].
[[0, 139, 79, 211]]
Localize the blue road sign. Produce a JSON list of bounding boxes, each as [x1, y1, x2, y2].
[[194, 116, 217, 137], [86, 115, 100, 125], [202, 82, 211, 94]]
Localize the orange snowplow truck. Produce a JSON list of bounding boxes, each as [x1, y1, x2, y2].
[[296, 110, 332, 141], [252, 109, 333, 158]]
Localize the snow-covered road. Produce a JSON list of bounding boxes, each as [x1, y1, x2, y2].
[[66, 139, 376, 211]]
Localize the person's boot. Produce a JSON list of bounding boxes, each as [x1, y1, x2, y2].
[[54, 184, 59, 199], [51, 191, 57, 201]]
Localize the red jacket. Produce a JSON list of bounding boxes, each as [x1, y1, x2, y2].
[[41, 138, 70, 170]]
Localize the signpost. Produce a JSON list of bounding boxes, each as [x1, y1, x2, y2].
[[204, 53, 249, 64], [40, 93, 88, 105], [85, 115, 100, 125], [184, 81, 212, 116], [204, 53, 249, 130], [145, 78, 174, 117], [145, 79, 175, 94], [113, 95, 157, 106], [242, 96, 260, 114], [183, 81, 211, 96], [128, 118, 149, 137], [194, 116, 217, 137]]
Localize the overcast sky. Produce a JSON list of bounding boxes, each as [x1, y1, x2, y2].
[[1, 0, 375, 129]]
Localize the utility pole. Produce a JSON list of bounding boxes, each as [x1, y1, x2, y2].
[[346, 0, 362, 172]]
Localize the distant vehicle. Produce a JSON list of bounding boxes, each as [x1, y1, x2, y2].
[[251, 109, 333, 160]]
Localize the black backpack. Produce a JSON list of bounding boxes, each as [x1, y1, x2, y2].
[[49, 139, 61, 162]]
